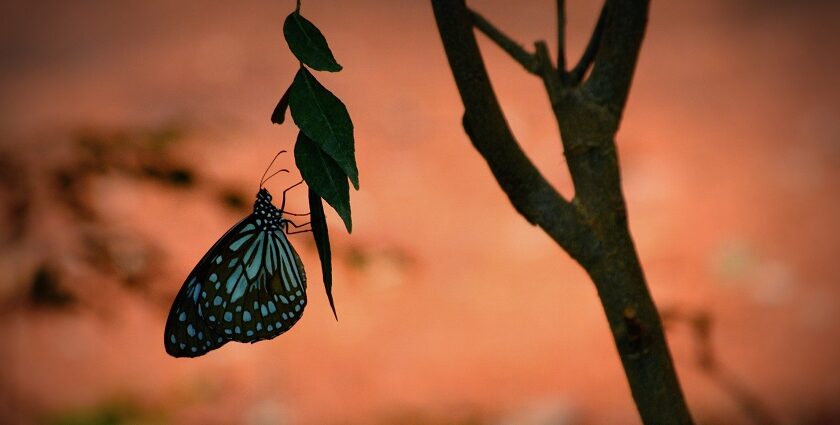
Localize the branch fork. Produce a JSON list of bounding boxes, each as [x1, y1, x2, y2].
[[432, 1, 694, 423]]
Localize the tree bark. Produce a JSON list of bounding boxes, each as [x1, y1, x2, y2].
[[431, 0, 694, 423]]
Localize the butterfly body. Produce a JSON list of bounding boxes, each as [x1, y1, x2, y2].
[[165, 188, 307, 357]]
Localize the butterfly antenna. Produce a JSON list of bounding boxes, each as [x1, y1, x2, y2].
[[262, 168, 290, 186], [259, 150, 287, 188]]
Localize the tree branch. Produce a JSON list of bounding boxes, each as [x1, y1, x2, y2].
[[556, 0, 567, 72], [533, 40, 568, 111], [584, 0, 650, 118], [433, 0, 600, 265], [568, 3, 607, 84], [432, 1, 694, 423], [469, 9, 539, 74]]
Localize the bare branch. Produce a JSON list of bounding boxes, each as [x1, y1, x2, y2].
[[584, 0, 650, 117], [433, 0, 600, 265], [468, 9, 539, 74], [568, 3, 607, 84], [432, 1, 693, 423], [534, 40, 566, 105], [556, 0, 567, 72]]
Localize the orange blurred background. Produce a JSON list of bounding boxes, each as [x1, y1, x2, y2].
[[1, 1, 838, 424]]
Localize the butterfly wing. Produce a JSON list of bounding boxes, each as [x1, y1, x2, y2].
[[165, 211, 308, 357], [164, 217, 251, 357], [164, 275, 229, 357], [199, 224, 307, 343]]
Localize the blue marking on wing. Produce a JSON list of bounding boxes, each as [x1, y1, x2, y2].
[[226, 266, 243, 293], [229, 233, 253, 251]]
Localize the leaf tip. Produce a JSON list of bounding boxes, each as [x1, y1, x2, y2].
[[271, 85, 292, 125]]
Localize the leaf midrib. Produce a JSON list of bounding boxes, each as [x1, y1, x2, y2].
[[301, 70, 343, 161]]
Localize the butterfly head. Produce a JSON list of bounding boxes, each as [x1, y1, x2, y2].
[[256, 188, 273, 203], [253, 188, 281, 223]]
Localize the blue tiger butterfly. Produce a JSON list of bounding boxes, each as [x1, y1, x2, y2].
[[164, 151, 310, 357]]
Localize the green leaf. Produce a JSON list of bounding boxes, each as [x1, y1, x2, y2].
[[308, 188, 337, 320], [270, 84, 292, 124], [283, 12, 342, 72], [289, 66, 359, 189], [294, 131, 352, 232]]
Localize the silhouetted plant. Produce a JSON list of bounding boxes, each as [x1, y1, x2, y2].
[[432, 1, 692, 423]]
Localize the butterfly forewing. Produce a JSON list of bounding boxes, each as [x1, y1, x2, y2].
[[164, 188, 308, 357], [164, 217, 255, 357], [164, 276, 228, 357]]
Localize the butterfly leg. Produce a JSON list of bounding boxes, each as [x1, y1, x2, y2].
[[280, 180, 305, 211], [283, 219, 312, 235]]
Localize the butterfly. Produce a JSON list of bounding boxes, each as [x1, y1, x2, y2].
[[165, 153, 311, 357]]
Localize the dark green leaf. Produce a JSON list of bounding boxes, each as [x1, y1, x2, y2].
[[294, 131, 352, 232], [283, 12, 342, 72], [308, 188, 337, 320], [289, 67, 359, 189], [270, 84, 292, 124]]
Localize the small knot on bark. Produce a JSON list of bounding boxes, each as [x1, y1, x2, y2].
[[623, 305, 645, 348]]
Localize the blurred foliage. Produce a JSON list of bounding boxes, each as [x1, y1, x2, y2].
[[345, 245, 369, 270], [53, 167, 97, 221], [343, 244, 414, 272], [140, 165, 195, 188], [797, 408, 840, 425], [81, 230, 159, 290], [29, 264, 74, 309], [370, 408, 488, 425], [0, 150, 31, 243], [712, 240, 755, 282], [71, 124, 195, 187], [218, 187, 250, 213], [144, 124, 186, 152], [0, 121, 258, 313], [662, 307, 781, 425], [43, 398, 166, 425]]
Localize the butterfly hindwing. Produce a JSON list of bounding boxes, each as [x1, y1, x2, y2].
[[200, 223, 307, 343], [248, 230, 307, 341]]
